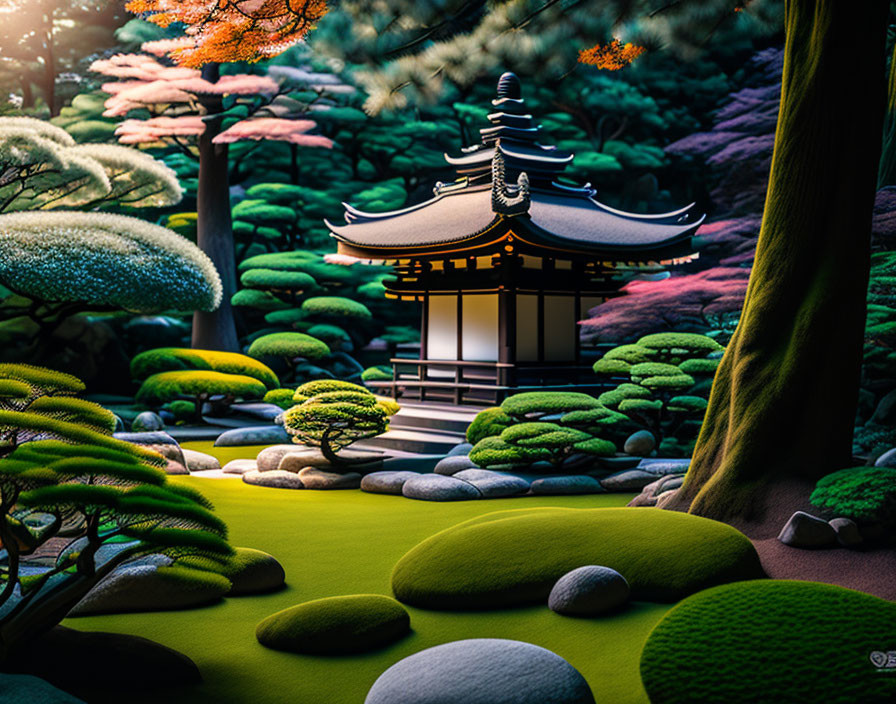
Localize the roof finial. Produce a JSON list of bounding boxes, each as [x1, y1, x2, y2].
[[496, 72, 522, 100], [492, 149, 530, 216]]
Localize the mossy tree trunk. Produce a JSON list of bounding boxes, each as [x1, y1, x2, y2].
[[191, 63, 240, 353], [666, 0, 890, 530]]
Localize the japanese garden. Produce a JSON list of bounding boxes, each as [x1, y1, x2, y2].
[[0, 1, 894, 702]]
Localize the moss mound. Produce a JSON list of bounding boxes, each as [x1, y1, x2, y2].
[[255, 594, 410, 655], [640, 580, 896, 704], [391, 507, 763, 609], [180, 547, 286, 596], [810, 466, 896, 529]]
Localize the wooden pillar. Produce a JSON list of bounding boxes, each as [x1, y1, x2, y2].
[[497, 287, 516, 388]]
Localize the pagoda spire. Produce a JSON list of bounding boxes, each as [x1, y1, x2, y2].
[[445, 71, 573, 187]]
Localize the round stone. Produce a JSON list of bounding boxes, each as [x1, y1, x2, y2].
[[361, 471, 420, 495], [548, 565, 630, 616], [777, 511, 837, 549], [623, 430, 656, 456], [181, 448, 220, 472], [296, 467, 362, 489], [242, 469, 305, 490], [452, 469, 529, 498], [434, 455, 478, 476], [530, 476, 604, 495], [364, 638, 595, 704], [222, 459, 257, 475], [132, 411, 165, 432], [402, 474, 481, 501], [874, 447, 896, 468]]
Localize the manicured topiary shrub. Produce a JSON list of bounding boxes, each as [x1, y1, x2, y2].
[[247, 333, 331, 382], [467, 393, 617, 470], [593, 333, 723, 454], [136, 371, 268, 417], [466, 406, 513, 444], [131, 348, 279, 389], [640, 580, 896, 704], [361, 365, 393, 382], [475, 422, 615, 468], [301, 296, 372, 320], [283, 385, 395, 466], [0, 212, 221, 313], [501, 392, 602, 421], [263, 388, 296, 410], [166, 400, 197, 423], [810, 467, 896, 531], [256, 595, 410, 655], [391, 507, 763, 609], [292, 379, 369, 403]]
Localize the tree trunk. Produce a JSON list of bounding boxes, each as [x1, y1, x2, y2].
[[191, 63, 240, 352], [879, 42, 896, 187], [665, 0, 889, 533]]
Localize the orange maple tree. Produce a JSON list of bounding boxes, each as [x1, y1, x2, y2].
[[578, 39, 646, 70], [125, 0, 328, 67]]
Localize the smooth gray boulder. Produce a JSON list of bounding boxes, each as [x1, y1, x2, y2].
[[242, 469, 305, 489], [778, 511, 837, 549], [434, 455, 478, 476], [297, 467, 362, 489], [628, 473, 686, 507], [447, 442, 474, 457], [829, 517, 863, 548], [361, 471, 420, 495], [637, 459, 690, 475], [256, 444, 303, 471], [548, 566, 630, 616], [600, 469, 657, 492], [222, 459, 257, 475], [181, 448, 220, 472], [530, 476, 604, 495], [453, 469, 529, 498], [229, 402, 284, 422], [279, 449, 383, 472], [874, 447, 896, 468], [364, 638, 595, 704], [214, 425, 291, 447], [623, 430, 656, 456], [131, 411, 165, 432], [113, 431, 184, 466], [402, 474, 481, 501]]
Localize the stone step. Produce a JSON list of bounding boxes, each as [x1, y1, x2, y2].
[[356, 428, 465, 455], [388, 404, 477, 435]]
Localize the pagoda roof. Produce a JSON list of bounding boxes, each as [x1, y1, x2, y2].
[[327, 185, 703, 255], [326, 71, 703, 261]]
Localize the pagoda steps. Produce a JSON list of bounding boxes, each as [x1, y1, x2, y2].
[[355, 402, 478, 454]]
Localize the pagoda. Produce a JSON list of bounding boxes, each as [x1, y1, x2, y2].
[[326, 72, 703, 405]]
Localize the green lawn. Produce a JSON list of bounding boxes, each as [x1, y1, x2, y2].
[[64, 443, 665, 704]]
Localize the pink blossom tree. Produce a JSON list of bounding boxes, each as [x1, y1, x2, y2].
[[92, 52, 334, 351], [581, 267, 750, 344]]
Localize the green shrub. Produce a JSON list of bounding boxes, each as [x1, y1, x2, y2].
[[166, 400, 197, 422], [361, 366, 393, 382], [283, 385, 393, 463], [136, 371, 267, 408], [293, 379, 368, 403], [307, 324, 351, 351], [810, 467, 896, 529], [640, 580, 896, 704], [231, 289, 291, 311], [466, 406, 513, 444], [592, 334, 723, 453], [469, 435, 549, 467], [391, 507, 763, 609], [180, 547, 285, 596], [501, 392, 602, 420], [240, 268, 316, 292], [256, 595, 410, 655], [264, 389, 296, 410], [131, 348, 279, 389], [301, 296, 372, 320], [247, 333, 330, 363]]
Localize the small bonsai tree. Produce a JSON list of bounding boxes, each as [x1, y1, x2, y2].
[[136, 371, 268, 423], [593, 333, 724, 455], [810, 467, 896, 535], [282, 380, 397, 467], [467, 392, 618, 471], [0, 364, 231, 660]]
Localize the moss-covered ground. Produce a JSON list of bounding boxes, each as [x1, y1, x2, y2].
[[63, 442, 666, 704]]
